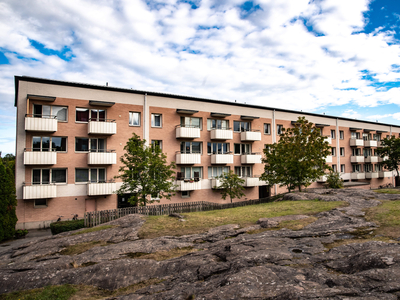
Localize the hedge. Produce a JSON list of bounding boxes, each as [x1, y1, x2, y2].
[[50, 219, 85, 235]]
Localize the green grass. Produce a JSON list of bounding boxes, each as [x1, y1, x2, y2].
[[139, 200, 347, 239], [365, 200, 400, 238], [374, 189, 400, 194], [0, 285, 77, 300], [71, 225, 115, 236]]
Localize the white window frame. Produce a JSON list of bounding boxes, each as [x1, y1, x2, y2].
[[234, 143, 251, 155], [129, 112, 141, 126], [32, 136, 67, 152], [75, 168, 106, 183], [339, 131, 344, 139], [331, 147, 336, 156], [180, 141, 202, 154], [32, 168, 67, 185], [277, 125, 283, 135], [340, 147, 345, 156], [208, 166, 230, 179], [340, 164, 345, 173], [151, 140, 162, 150], [181, 191, 190, 198], [264, 123, 271, 135], [33, 104, 68, 122], [331, 130, 336, 139], [207, 119, 229, 130], [207, 142, 230, 154], [151, 113, 162, 128]]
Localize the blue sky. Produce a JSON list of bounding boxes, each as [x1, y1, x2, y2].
[[1, 0, 400, 154]]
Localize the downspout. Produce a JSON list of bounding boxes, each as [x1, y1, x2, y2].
[[336, 118, 340, 171], [272, 109, 277, 196], [144, 93, 149, 146]]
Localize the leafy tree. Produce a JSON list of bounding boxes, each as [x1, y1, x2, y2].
[[260, 116, 331, 192], [216, 170, 245, 203], [326, 171, 343, 189], [376, 136, 400, 177], [0, 158, 18, 241], [116, 133, 176, 206]]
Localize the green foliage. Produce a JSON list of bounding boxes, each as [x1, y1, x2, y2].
[[326, 171, 343, 189], [376, 136, 400, 177], [0, 284, 77, 300], [260, 116, 331, 192], [0, 157, 18, 242], [14, 229, 28, 238], [116, 133, 177, 206], [50, 219, 85, 235], [216, 170, 246, 203]]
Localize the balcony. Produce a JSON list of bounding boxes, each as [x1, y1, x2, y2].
[[24, 149, 57, 165], [325, 155, 332, 163], [341, 173, 351, 181], [350, 139, 364, 147], [317, 175, 327, 183], [210, 128, 233, 140], [379, 171, 392, 178], [88, 150, 117, 165], [88, 119, 116, 135], [175, 152, 201, 164], [351, 155, 365, 163], [365, 172, 379, 179], [241, 153, 262, 164], [176, 125, 200, 139], [364, 140, 377, 147], [377, 141, 382, 147], [324, 136, 332, 144], [25, 115, 57, 132], [23, 184, 57, 199], [210, 154, 233, 164], [240, 131, 261, 142], [378, 156, 389, 162], [87, 181, 116, 196], [176, 179, 202, 191], [211, 178, 222, 189], [242, 176, 266, 187], [351, 172, 365, 180], [365, 156, 378, 163]]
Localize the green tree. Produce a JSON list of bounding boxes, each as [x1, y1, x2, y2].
[[0, 157, 18, 241], [116, 133, 176, 206], [376, 136, 400, 177], [216, 170, 246, 203], [260, 116, 331, 192], [326, 171, 343, 189]]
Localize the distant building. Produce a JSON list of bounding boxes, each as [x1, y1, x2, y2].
[[14, 76, 397, 229]]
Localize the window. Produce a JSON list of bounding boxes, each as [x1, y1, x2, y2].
[[180, 142, 202, 154], [76, 108, 106, 122], [32, 136, 67, 152], [207, 119, 229, 130], [181, 117, 201, 129], [181, 191, 190, 198], [75, 138, 106, 152], [341, 164, 345, 173], [373, 134, 381, 141], [365, 164, 373, 172], [32, 169, 67, 184], [364, 148, 372, 157], [351, 132, 361, 139], [75, 168, 106, 183], [235, 166, 252, 177], [331, 147, 336, 156], [151, 140, 162, 150], [129, 112, 140, 126], [207, 143, 230, 154], [34, 199, 47, 208], [234, 143, 251, 155], [151, 113, 162, 127], [33, 104, 68, 122], [331, 130, 336, 139], [332, 165, 337, 172], [277, 125, 283, 135], [234, 121, 250, 132], [376, 164, 382, 172], [339, 131, 344, 139], [208, 166, 230, 178], [180, 167, 202, 179], [352, 148, 361, 156], [340, 147, 345, 156], [352, 164, 362, 172], [264, 144, 271, 153], [264, 123, 271, 134], [362, 133, 369, 141]]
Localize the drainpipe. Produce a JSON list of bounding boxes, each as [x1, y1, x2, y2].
[[272, 109, 277, 196], [336, 118, 340, 171], [144, 93, 149, 146]]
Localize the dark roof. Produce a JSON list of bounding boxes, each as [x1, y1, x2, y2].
[[14, 75, 400, 128]]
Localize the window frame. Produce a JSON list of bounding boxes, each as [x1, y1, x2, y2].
[[180, 167, 203, 179], [207, 119, 229, 130], [34, 199, 48, 208], [207, 142, 230, 155], [33, 104, 68, 122], [264, 123, 271, 135], [180, 141, 202, 154], [75, 137, 106, 152], [75, 108, 106, 123], [181, 191, 190, 198], [129, 112, 141, 127], [151, 140, 162, 150], [233, 121, 251, 132], [234, 143, 251, 155], [32, 136, 67, 152], [181, 116, 202, 129], [340, 147, 345, 156], [75, 168, 106, 183], [331, 147, 336, 156], [339, 131, 344, 139], [151, 113, 162, 128], [208, 166, 230, 179], [331, 130, 336, 139], [32, 168, 67, 185], [234, 166, 252, 177], [277, 125, 283, 135]]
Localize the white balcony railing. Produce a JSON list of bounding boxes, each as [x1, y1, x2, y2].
[[317, 175, 327, 182], [88, 151, 117, 165], [378, 156, 389, 162], [350, 139, 364, 147], [325, 155, 332, 163], [324, 136, 332, 144], [351, 156, 365, 163], [210, 129, 233, 140], [365, 156, 378, 163], [88, 120, 116, 135], [364, 140, 378, 147], [175, 152, 201, 164], [242, 176, 266, 187], [211, 178, 222, 189], [365, 172, 379, 179], [241, 153, 262, 164], [341, 173, 351, 181], [176, 126, 201, 139], [23, 184, 57, 199], [25, 115, 58, 132], [379, 171, 392, 178], [87, 182, 116, 196], [24, 150, 57, 165], [240, 131, 261, 142], [211, 154, 233, 164], [176, 180, 202, 191], [351, 172, 365, 180]]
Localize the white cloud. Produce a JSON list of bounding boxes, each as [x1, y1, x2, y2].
[[341, 109, 362, 119]]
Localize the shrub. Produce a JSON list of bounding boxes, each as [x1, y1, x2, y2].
[[50, 219, 85, 235], [14, 229, 28, 238], [326, 171, 343, 189]]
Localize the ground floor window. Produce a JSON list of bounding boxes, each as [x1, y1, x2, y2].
[[34, 199, 47, 208], [181, 191, 190, 198]]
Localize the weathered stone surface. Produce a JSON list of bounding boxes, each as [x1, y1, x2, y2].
[[0, 189, 399, 299], [257, 214, 309, 228]]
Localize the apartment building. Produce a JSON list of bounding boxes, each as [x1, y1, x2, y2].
[[14, 76, 398, 229]]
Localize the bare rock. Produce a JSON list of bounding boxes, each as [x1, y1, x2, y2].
[[169, 213, 184, 219]]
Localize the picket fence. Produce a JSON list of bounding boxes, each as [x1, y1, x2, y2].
[[84, 196, 276, 227]]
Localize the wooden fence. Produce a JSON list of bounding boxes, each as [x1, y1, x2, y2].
[[84, 196, 277, 227]]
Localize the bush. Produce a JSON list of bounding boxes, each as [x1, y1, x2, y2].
[[50, 219, 85, 235], [14, 229, 28, 238], [326, 171, 343, 189]]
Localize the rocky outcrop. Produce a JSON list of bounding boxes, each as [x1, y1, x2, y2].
[[0, 189, 399, 299]]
